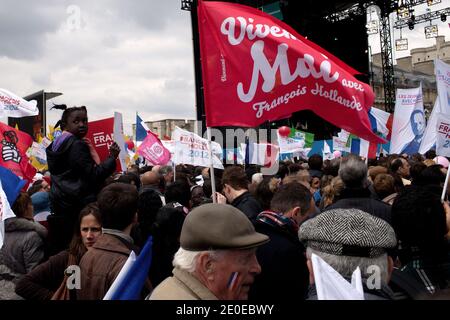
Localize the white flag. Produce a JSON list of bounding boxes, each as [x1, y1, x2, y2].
[[277, 131, 305, 154], [390, 85, 425, 154], [113, 112, 128, 172], [419, 59, 450, 154], [0, 88, 38, 118], [172, 126, 224, 169], [323, 141, 334, 160], [435, 113, 450, 157], [311, 253, 364, 300], [0, 180, 16, 249]]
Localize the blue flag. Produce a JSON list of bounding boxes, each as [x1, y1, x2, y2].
[[110, 236, 153, 300], [0, 166, 26, 206], [136, 114, 147, 142]]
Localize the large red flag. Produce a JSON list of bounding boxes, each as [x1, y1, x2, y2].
[[198, 1, 385, 144], [0, 122, 36, 181]]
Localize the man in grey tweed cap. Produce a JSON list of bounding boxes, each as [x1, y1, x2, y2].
[[299, 208, 398, 300]]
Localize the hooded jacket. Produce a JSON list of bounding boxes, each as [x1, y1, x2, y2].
[[0, 217, 47, 300], [46, 135, 116, 215], [0, 217, 47, 275]]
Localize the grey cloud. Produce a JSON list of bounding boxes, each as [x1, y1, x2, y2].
[[0, 1, 67, 60]]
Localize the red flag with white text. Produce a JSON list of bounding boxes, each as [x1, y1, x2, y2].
[[0, 122, 36, 182], [198, 1, 385, 144], [86, 117, 122, 172]]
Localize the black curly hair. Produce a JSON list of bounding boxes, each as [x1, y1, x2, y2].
[[52, 104, 87, 130]]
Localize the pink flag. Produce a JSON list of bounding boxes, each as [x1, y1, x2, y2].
[[137, 131, 171, 165], [198, 1, 386, 144]]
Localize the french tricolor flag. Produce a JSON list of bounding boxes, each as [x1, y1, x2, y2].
[[351, 108, 392, 158]]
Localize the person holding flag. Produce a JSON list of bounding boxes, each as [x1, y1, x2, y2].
[[46, 105, 121, 255], [78, 183, 152, 300]]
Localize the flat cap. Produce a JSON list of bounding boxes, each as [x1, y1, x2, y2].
[[299, 208, 397, 258], [180, 203, 269, 251]]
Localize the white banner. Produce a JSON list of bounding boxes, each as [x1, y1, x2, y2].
[[30, 142, 47, 161], [390, 85, 425, 154], [435, 113, 450, 157], [277, 132, 305, 154], [0, 180, 16, 249], [419, 59, 450, 154], [161, 140, 176, 155], [0, 88, 38, 118], [172, 127, 224, 169], [332, 136, 350, 152], [114, 112, 128, 172]]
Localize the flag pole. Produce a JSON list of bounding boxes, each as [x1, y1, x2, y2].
[[173, 161, 176, 182], [441, 166, 450, 203], [207, 127, 217, 203]]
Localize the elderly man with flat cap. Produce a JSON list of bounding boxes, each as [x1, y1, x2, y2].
[[148, 203, 269, 300], [299, 208, 398, 300]]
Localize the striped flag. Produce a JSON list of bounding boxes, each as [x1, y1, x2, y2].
[[104, 236, 153, 300], [136, 113, 149, 143], [369, 107, 392, 139], [242, 141, 279, 167]]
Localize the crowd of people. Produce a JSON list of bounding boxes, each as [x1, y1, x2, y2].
[[1, 106, 450, 300]]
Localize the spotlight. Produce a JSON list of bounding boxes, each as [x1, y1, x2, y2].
[[441, 14, 447, 22]]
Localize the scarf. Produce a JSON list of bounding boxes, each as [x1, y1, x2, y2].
[[256, 210, 299, 234], [52, 131, 73, 152]]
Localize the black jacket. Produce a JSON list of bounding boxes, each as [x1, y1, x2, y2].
[[231, 191, 262, 221], [249, 220, 309, 300], [324, 187, 392, 225], [46, 135, 116, 216]]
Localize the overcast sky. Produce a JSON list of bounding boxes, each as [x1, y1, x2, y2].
[[0, 1, 449, 135]]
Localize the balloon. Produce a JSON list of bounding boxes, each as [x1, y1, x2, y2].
[[278, 126, 291, 137], [126, 140, 135, 150], [333, 150, 342, 159], [433, 156, 449, 169]]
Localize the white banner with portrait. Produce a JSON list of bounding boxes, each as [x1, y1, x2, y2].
[[419, 59, 450, 154], [390, 86, 425, 154]]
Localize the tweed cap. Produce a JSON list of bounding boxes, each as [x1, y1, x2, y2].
[[180, 203, 269, 251], [299, 208, 397, 258]]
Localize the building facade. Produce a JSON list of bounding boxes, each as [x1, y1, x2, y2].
[[371, 35, 449, 115]]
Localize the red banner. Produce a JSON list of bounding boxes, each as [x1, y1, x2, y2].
[[198, 1, 385, 144], [86, 117, 122, 171], [86, 117, 115, 162], [0, 122, 36, 181]]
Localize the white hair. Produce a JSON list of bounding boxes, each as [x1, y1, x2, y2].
[[338, 156, 368, 188], [172, 247, 226, 273], [252, 173, 263, 184], [306, 247, 389, 286]]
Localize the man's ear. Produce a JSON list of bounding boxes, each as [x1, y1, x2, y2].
[[291, 207, 301, 218], [132, 212, 138, 224], [197, 252, 215, 281]]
